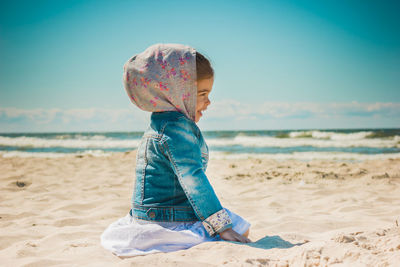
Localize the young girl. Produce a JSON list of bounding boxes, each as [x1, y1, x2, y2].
[[101, 43, 251, 257]]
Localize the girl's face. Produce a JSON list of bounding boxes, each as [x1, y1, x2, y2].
[[195, 77, 214, 123]]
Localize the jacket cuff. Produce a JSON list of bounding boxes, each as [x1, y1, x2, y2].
[[202, 209, 233, 237]]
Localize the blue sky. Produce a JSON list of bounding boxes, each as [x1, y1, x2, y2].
[[0, 0, 399, 132]]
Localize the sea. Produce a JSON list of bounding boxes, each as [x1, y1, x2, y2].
[[1, 128, 399, 162]]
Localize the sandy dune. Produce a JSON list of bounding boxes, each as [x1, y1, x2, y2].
[[1, 151, 399, 266]]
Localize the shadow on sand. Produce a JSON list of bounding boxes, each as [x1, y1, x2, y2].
[[116, 236, 307, 259], [229, 235, 306, 250]]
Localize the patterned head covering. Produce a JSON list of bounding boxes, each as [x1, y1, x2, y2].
[[123, 43, 198, 121]]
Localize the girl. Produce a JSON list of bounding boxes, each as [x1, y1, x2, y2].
[[101, 43, 251, 257]]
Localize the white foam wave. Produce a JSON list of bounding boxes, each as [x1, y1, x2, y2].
[[0, 150, 113, 158], [52, 134, 109, 140], [0, 136, 140, 148], [288, 130, 374, 140], [1, 132, 399, 149], [2, 150, 399, 162], [209, 151, 400, 161], [206, 135, 400, 148]]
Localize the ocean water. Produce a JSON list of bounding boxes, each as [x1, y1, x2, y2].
[[1, 129, 399, 162]]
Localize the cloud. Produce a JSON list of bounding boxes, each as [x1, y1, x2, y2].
[[200, 101, 400, 130], [205, 100, 400, 119], [0, 101, 399, 132], [0, 107, 150, 132]]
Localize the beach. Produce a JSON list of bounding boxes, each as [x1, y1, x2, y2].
[[1, 151, 399, 266]]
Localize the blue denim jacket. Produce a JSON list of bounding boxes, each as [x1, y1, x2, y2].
[[130, 111, 232, 236]]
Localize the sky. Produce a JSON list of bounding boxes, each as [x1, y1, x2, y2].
[[0, 0, 399, 132]]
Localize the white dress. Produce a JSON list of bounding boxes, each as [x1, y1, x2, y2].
[[100, 208, 251, 257]]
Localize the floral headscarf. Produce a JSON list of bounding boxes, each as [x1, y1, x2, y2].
[[123, 43, 198, 121]]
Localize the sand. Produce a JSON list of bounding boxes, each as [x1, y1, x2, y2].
[[1, 151, 400, 266]]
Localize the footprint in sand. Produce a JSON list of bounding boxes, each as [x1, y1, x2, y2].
[[53, 218, 88, 227], [57, 202, 98, 213]]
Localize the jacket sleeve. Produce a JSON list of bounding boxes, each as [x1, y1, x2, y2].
[[162, 118, 232, 236]]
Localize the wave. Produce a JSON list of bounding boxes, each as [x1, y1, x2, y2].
[[0, 150, 112, 158], [0, 136, 140, 148], [287, 130, 374, 140], [210, 151, 400, 161], [1, 130, 399, 150], [52, 134, 109, 140], [206, 135, 400, 148], [206, 129, 399, 139], [2, 150, 399, 162]]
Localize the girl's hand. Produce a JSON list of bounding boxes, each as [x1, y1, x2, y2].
[[219, 228, 251, 243]]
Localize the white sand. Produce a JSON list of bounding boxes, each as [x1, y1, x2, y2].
[[1, 151, 399, 266]]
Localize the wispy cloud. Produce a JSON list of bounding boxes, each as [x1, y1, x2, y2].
[[0, 101, 399, 132], [205, 100, 400, 119], [0, 107, 150, 132]]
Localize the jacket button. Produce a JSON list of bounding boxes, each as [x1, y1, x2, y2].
[[148, 211, 156, 218]]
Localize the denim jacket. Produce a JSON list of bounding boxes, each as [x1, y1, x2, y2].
[[130, 111, 233, 236]]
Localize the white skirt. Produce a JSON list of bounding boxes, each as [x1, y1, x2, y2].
[[100, 208, 251, 257]]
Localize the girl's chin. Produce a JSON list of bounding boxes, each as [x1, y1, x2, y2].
[[195, 111, 202, 122]]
